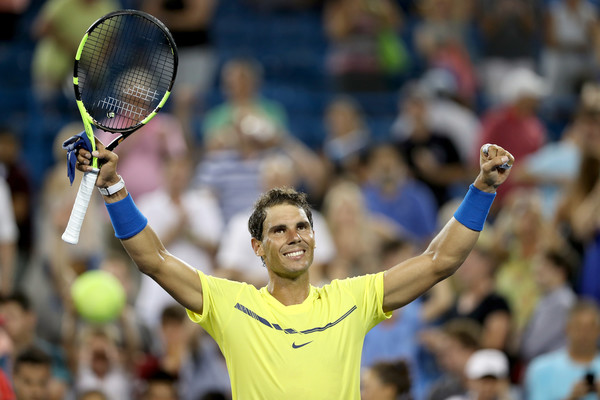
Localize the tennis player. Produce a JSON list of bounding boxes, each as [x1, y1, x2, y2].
[[76, 142, 513, 399]]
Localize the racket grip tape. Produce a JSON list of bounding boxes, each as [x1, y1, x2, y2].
[[62, 169, 99, 244]]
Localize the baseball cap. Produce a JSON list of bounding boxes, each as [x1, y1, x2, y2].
[[465, 349, 509, 380], [500, 67, 548, 103]]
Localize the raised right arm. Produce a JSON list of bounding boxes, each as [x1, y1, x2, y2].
[[77, 142, 204, 313]]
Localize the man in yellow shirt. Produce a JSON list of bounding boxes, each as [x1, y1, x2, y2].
[[75, 142, 513, 399]]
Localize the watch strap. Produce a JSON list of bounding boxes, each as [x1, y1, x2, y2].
[[98, 176, 125, 196]]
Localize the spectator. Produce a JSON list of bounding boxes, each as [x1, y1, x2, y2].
[[136, 305, 230, 400], [552, 126, 600, 269], [413, 0, 477, 105], [196, 110, 326, 224], [95, 252, 146, 360], [324, 0, 405, 92], [30, 0, 120, 111], [0, 0, 29, 42], [510, 79, 598, 219], [136, 155, 224, 330], [141, 0, 219, 143], [361, 359, 412, 400], [321, 179, 397, 279], [140, 369, 178, 400], [37, 123, 106, 342], [425, 318, 482, 400], [96, 112, 188, 200], [11, 346, 52, 400], [541, 0, 600, 98], [362, 238, 452, 399], [394, 83, 468, 208], [476, 0, 540, 106], [322, 96, 371, 182], [361, 143, 439, 245], [0, 129, 32, 288], [0, 292, 70, 400], [405, 68, 482, 164], [442, 246, 511, 351], [71, 325, 133, 400], [519, 249, 577, 365], [201, 58, 288, 150], [0, 175, 16, 296], [525, 299, 600, 400], [491, 189, 546, 337], [570, 167, 600, 305], [447, 349, 515, 400], [0, 367, 14, 400], [475, 67, 548, 209]]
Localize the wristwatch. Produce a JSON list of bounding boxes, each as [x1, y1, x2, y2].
[[98, 175, 125, 196]]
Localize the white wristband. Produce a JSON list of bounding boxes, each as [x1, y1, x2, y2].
[[98, 175, 125, 196]]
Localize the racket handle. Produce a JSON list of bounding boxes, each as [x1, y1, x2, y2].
[[62, 169, 99, 244]]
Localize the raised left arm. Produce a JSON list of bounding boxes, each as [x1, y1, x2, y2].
[[382, 144, 514, 312]]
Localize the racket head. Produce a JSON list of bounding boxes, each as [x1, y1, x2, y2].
[[74, 10, 178, 141]]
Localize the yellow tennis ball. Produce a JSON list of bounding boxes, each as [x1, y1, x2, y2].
[[71, 270, 126, 323]]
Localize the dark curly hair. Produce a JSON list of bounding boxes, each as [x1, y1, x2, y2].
[[248, 187, 313, 241]]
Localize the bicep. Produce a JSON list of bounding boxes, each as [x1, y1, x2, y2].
[[383, 253, 445, 313], [121, 226, 204, 313], [383, 218, 480, 312]]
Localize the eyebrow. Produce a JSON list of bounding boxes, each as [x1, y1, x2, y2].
[[269, 224, 287, 233], [268, 221, 309, 233]]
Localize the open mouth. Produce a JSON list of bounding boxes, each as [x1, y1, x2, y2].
[[284, 250, 305, 258]]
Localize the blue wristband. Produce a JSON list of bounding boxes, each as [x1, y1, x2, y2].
[[453, 184, 496, 231], [105, 194, 148, 239]]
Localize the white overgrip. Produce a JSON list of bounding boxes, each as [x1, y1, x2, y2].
[[62, 168, 99, 244]]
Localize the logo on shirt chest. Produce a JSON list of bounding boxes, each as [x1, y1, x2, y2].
[[291, 341, 313, 349]]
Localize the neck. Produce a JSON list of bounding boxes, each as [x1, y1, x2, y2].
[[14, 332, 35, 353], [543, 280, 564, 294], [569, 346, 598, 364], [267, 274, 311, 306]]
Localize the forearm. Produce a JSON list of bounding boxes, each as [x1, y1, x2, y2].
[[101, 186, 204, 313], [425, 217, 481, 276], [383, 177, 498, 311], [426, 178, 498, 272]]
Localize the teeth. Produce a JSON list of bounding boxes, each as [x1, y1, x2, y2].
[[285, 250, 304, 257]]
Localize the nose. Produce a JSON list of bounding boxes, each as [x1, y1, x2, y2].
[[287, 228, 301, 244]]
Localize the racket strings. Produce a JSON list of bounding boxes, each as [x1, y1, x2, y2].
[[77, 12, 176, 131]]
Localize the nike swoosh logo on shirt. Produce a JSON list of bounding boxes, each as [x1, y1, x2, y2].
[[292, 341, 313, 349]]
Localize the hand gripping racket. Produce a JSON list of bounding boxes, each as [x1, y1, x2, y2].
[[62, 9, 178, 244]]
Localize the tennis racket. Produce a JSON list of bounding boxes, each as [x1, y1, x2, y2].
[[62, 9, 178, 244]]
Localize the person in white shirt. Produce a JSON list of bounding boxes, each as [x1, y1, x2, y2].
[[0, 176, 17, 295]]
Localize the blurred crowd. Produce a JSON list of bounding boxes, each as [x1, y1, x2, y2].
[[1, 0, 600, 399]]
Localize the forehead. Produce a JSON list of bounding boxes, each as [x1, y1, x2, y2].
[[15, 363, 50, 377], [263, 204, 309, 227]]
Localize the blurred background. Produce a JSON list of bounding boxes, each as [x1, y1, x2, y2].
[[1, 0, 600, 399]]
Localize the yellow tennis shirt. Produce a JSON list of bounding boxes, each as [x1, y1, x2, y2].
[[187, 271, 391, 399]]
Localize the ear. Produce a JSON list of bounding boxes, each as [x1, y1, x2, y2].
[[251, 237, 264, 257]]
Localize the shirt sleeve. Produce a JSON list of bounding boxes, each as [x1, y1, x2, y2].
[[337, 272, 392, 333], [186, 271, 247, 343]]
